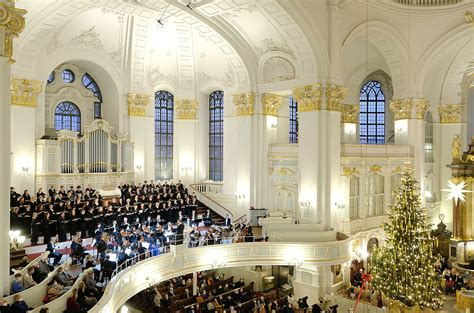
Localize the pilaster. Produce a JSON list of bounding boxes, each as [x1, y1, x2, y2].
[[175, 98, 199, 185], [0, 2, 27, 296], [438, 104, 465, 227], [294, 84, 346, 227], [127, 93, 153, 182]]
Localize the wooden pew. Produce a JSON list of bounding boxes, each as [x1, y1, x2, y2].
[[3, 260, 71, 308], [8, 251, 50, 294], [29, 267, 94, 313]]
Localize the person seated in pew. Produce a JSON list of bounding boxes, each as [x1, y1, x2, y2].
[[10, 295, 30, 313], [77, 282, 97, 310], [12, 273, 24, 293], [55, 265, 75, 287], [0, 298, 10, 313], [66, 288, 86, 313], [45, 279, 67, 302], [23, 267, 37, 289]]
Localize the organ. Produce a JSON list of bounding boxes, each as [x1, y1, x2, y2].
[[35, 119, 134, 190]]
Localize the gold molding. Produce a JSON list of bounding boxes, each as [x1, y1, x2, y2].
[[439, 104, 463, 123], [369, 165, 382, 173], [269, 167, 296, 176], [342, 167, 360, 177], [414, 98, 430, 119], [262, 93, 282, 116], [11, 78, 42, 107], [389, 99, 412, 120], [392, 166, 402, 174], [127, 93, 151, 117], [175, 99, 198, 120], [0, 3, 27, 63], [292, 84, 322, 112], [342, 104, 359, 123], [233, 92, 255, 116], [326, 84, 347, 112], [465, 11, 473, 24]]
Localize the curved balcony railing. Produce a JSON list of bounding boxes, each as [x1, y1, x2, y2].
[[87, 233, 351, 313], [392, 0, 462, 6]]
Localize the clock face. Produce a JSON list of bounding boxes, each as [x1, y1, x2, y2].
[[439, 213, 445, 221]]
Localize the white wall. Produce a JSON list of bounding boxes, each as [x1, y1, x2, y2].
[[129, 116, 154, 183]]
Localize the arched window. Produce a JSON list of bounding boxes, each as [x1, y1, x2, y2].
[[47, 71, 55, 84], [82, 73, 102, 119], [289, 96, 298, 143], [54, 101, 81, 132], [155, 91, 174, 180], [424, 111, 434, 162], [209, 91, 224, 181], [359, 81, 385, 144]]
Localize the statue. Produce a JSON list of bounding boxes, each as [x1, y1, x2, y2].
[[452, 135, 462, 163]]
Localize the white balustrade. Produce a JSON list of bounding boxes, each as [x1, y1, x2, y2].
[[392, 0, 461, 5], [90, 238, 351, 313]]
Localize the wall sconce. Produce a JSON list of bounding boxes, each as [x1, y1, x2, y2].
[[334, 202, 346, 210], [236, 193, 246, 199], [287, 257, 303, 268], [136, 165, 142, 171], [181, 166, 192, 172], [299, 201, 310, 208], [9, 230, 25, 251], [210, 260, 227, 269], [21, 166, 30, 173], [270, 123, 277, 129]]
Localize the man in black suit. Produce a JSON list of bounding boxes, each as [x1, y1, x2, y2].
[[176, 219, 185, 244], [224, 214, 232, 227], [46, 237, 63, 265], [100, 255, 116, 283]]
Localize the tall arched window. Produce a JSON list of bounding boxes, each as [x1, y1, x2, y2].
[[209, 91, 224, 181], [359, 81, 385, 144], [155, 91, 174, 180], [82, 73, 102, 119], [424, 111, 434, 162], [54, 101, 81, 132], [289, 96, 298, 143]]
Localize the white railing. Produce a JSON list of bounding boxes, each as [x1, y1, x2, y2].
[[90, 236, 351, 313], [189, 183, 233, 219], [392, 0, 461, 5]]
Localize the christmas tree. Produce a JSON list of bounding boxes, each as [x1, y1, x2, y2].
[[371, 167, 444, 310]]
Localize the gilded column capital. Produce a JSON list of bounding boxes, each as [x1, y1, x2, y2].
[[389, 99, 412, 120], [413, 98, 430, 119], [438, 104, 463, 123], [0, 3, 27, 63], [342, 104, 359, 123], [11, 77, 42, 107], [127, 93, 151, 117], [176, 99, 198, 119], [233, 92, 255, 116], [325, 84, 347, 112], [292, 84, 322, 112], [262, 93, 282, 116]]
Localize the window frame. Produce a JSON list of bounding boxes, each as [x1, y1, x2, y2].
[[154, 90, 174, 181], [359, 80, 385, 144], [289, 96, 298, 144], [54, 101, 81, 132], [209, 91, 224, 182]]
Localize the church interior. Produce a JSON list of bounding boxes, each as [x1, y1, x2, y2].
[[1, 0, 473, 312]]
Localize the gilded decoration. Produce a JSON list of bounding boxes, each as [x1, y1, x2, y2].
[[176, 99, 198, 120], [269, 167, 296, 176], [452, 135, 462, 163], [389, 99, 412, 120], [342, 104, 359, 123], [11, 78, 42, 107], [439, 104, 463, 123], [325, 84, 347, 112], [369, 165, 382, 173], [262, 93, 282, 116], [387, 299, 421, 313], [233, 92, 255, 116], [127, 93, 151, 117], [465, 11, 473, 24], [0, 3, 27, 63], [414, 98, 430, 119], [392, 166, 403, 173], [292, 84, 322, 112], [342, 167, 359, 177]]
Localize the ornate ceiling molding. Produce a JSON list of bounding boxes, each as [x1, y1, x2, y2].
[[0, 3, 27, 63]]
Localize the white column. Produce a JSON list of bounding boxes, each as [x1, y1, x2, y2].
[[0, 53, 11, 297], [192, 272, 198, 296]]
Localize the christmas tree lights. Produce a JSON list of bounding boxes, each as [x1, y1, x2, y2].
[[371, 167, 444, 310]]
